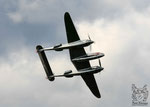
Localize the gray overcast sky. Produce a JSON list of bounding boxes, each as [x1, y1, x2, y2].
[[0, 0, 150, 107]]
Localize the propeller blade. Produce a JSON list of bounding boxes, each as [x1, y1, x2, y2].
[[99, 59, 101, 67], [88, 34, 92, 51], [89, 44, 92, 52], [88, 34, 91, 40]]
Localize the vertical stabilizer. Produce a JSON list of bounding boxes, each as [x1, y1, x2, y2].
[[36, 45, 55, 81]]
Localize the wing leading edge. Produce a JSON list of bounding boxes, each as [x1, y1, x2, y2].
[[64, 12, 101, 98], [64, 12, 80, 43]]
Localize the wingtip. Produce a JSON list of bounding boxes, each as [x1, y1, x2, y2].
[[65, 12, 69, 15], [64, 12, 70, 17], [97, 94, 101, 98], [94, 92, 101, 98]]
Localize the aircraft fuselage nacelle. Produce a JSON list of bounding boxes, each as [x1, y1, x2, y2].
[[53, 39, 94, 51], [39, 39, 94, 52], [79, 66, 104, 74], [72, 52, 104, 62]]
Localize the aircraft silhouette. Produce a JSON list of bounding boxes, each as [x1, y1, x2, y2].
[[36, 12, 104, 98]]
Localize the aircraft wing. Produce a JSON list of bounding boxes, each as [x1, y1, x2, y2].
[[64, 12, 101, 98]]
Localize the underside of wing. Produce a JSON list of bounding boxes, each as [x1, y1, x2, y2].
[[64, 12, 100, 98], [64, 12, 88, 61], [81, 74, 101, 98], [64, 12, 80, 43]]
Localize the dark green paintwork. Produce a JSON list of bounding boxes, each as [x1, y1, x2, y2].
[[64, 12, 101, 98], [64, 12, 80, 43]]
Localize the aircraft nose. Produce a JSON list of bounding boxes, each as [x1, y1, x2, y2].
[[91, 40, 94, 44]]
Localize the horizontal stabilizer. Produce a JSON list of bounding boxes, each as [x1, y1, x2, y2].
[[36, 45, 55, 81]]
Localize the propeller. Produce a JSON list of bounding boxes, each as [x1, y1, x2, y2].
[[98, 59, 101, 67], [88, 34, 91, 40], [89, 44, 92, 51], [88, 34, 92, 52]]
